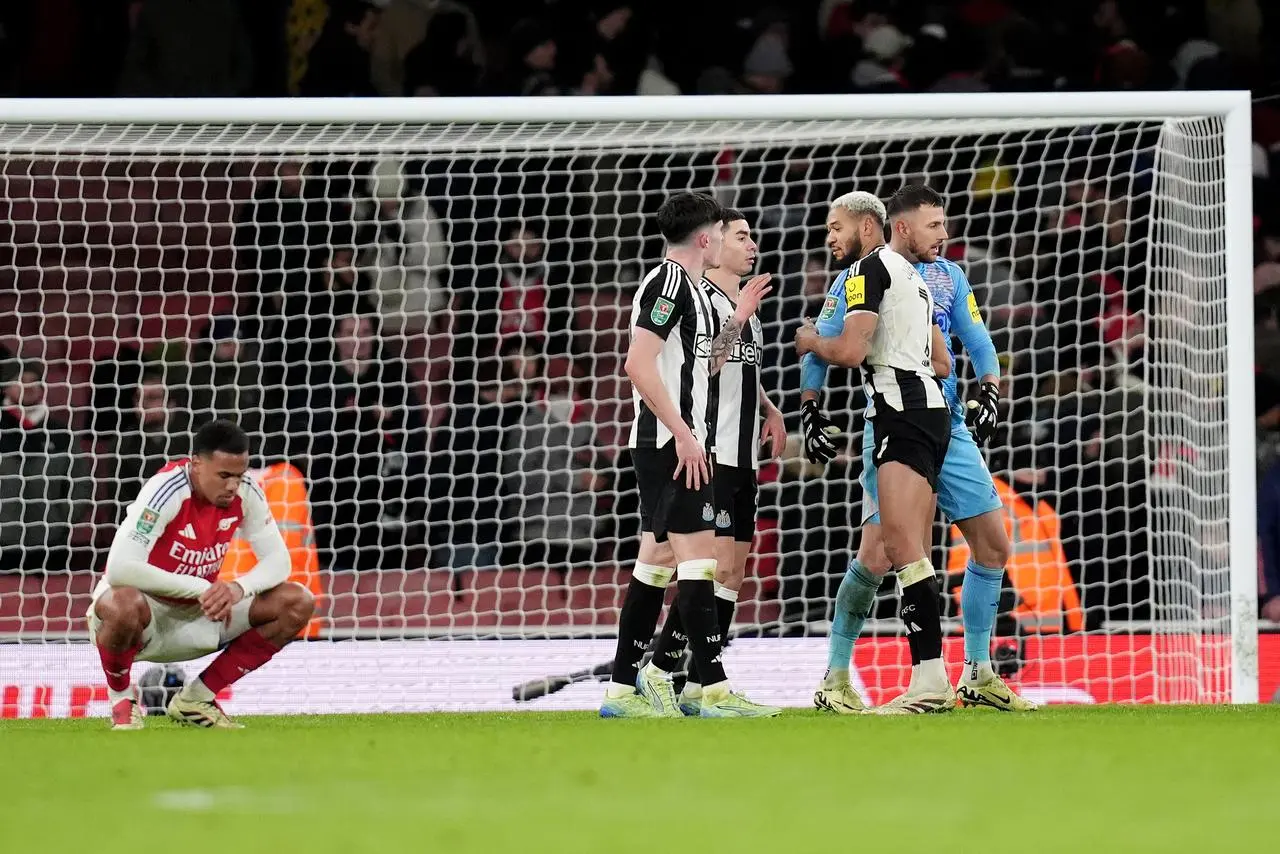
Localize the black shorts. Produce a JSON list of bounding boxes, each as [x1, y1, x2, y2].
[[712, 463, 757, 543], [633, 444, 716, 543], [870, 407, 951, 492]]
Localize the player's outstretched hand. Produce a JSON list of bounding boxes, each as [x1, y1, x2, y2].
[[799, 399, 838, 465], [794, 318, 820, 356], [760, 401, 787, 460], [200, 580, 245, 626], [966, 380, 1000, 446], [733, 273, 773, 322], [672, 428, 711, 491]]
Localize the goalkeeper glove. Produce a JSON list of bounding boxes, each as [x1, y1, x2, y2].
[[800, 399, 839, 465], [965, 380, 1000, 447]]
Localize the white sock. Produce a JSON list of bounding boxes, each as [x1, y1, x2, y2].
[[916, 658, 949, 693], [181, 678, 215, 703], [823, 667, 850, 689], [681, 682, 703, 698], [605, 682, 636, 700], [641, 661, 672, 682], [962, 659, 996, 684], [702, 679, 730, 703], [106, 684, 135, 705]]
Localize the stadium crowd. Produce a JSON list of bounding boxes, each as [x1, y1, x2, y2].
[[1, 0, 1279, 633]]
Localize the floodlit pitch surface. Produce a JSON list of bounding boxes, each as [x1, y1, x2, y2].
[[3, 706, 1276, 853]]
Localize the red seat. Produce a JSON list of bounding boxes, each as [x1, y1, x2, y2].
[[0, 573, 96, 636]]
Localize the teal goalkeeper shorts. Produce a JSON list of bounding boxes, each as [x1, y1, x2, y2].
[[859, 418, 1003, 526]]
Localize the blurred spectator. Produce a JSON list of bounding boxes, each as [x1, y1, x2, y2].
[[742, 12, 793, 94], [502, 19, 562, 96], [299, 0, 379, 97], [852, 24, 910, 91], [102, 367, 190, 524], [89, 345, 145, 440], [498, 342, 605, 573], [277, 239, 379, 405], [184, 315, 289, 463], [550, 2, 648, 97], [235, 160, 329, 312], [118, 0, 252, 96], [637, 55, 680, 95], [592, 3, 647, 95], [304, 307, 430, 571], [355, 158, 451, 336], [375, 0, 484, 96], [427, 344, 524, 572], [285, 0, 328, 95], [459, 221, 573, 368], [0, 359, 92, 571]]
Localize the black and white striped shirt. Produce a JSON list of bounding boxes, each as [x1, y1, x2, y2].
[[627, 259, 718, 450], [704, 278, 763, 471], [844, 245, 947, 415]]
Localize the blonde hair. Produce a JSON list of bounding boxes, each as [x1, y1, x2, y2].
[[829, 191, 887, 226]]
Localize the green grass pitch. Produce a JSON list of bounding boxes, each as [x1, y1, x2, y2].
[[3, 706, 1277, 853]]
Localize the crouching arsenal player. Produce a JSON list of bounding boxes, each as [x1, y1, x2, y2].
[[90, 419, 314, 729]]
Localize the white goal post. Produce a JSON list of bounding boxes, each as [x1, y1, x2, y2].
[[0, 91, 1257, 711]]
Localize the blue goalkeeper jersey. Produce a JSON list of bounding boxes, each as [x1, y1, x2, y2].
[[801, 257, 999, 425]]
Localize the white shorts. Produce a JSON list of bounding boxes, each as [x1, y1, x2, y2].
[[88, 588, 255, 664]]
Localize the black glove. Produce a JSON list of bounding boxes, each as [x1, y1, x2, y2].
[[800, 399, 838, 465], [966, 380, 1000, 447]]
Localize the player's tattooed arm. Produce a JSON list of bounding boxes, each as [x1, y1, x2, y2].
[[710, 273, 773, 375], [709, 317, 743, 375]]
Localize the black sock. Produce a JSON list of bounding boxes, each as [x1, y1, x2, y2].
[[716, 593, 736, 648], [677, 579, 727, 686], [656, 589, 736, 683], [651, 604, 688, 674], [900, 573, 943, 665], [609, 576, 667, 688]]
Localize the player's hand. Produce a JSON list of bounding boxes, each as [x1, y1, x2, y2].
[[794, 318, 820, 356], [732, 273, 773, 323], [200, 580, 245, 626], [672, 428, 710, 491], [760, 401, 787, 460], [965, 380, 1000, 447], [799, 399, 838, 465]]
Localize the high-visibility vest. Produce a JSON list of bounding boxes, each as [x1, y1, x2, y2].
[[946, 476, 1083, 633], [220, 462, 323, 638]]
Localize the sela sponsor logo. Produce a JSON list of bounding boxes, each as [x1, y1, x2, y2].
[[693, 335, 763, 366], [218, 517, 239, 531], [166, 541, 231, 578]]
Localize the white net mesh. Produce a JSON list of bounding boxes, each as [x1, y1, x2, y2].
[[0, 106, 1244, 713]]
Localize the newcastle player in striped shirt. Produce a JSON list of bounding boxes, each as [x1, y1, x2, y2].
[[794, 188, 957, 714], [637, 209, 788, 716], [806, 187, 1035, 714], [601, 193, 778, 719]]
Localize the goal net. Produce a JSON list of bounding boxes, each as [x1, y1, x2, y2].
[[0, 94, 1256, 716]]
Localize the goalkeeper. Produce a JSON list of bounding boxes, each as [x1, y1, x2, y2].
[[801, 191, 1036, 714]]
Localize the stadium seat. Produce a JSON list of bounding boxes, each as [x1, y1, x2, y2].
[[0, 573, 95, 636]]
